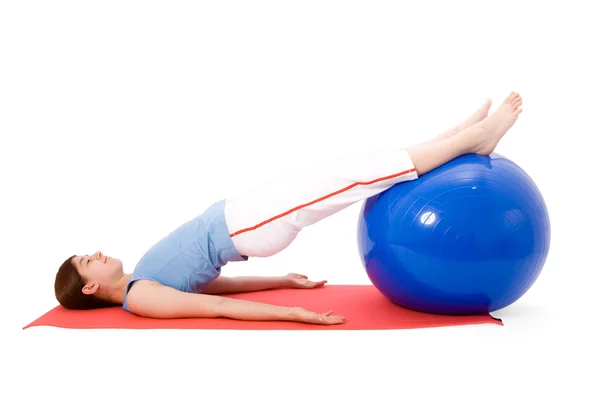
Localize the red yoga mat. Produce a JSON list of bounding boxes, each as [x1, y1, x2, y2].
[[23, 285, 502, 330]]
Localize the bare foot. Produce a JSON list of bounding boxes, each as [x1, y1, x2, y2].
[[430, 99, 493, 143], [456, 98, 493, 132], [463, 92, 523, 155]]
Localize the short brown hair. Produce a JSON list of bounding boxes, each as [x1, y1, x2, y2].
[[54, 255, 116, 310]]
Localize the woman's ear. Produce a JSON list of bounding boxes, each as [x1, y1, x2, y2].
[[82, 282, 99, 295]]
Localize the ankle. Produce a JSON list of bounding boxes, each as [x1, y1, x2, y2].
[[464, 124, 487, 153], [451, 126, 482, 155]]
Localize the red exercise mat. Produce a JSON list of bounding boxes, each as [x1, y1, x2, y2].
[[23, 285, 503, 330]]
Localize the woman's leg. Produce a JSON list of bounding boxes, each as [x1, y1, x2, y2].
[[225, 92, 523, 258], [424, 99, 492, 144], [224, 146, 419, 257], [408, 91, 522, 175]]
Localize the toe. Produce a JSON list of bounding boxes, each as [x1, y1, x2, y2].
[[511, 95, 522, 107], [513, 99, 522, 110]]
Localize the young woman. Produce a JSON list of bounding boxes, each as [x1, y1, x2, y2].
[[54, 92, 523, 325]]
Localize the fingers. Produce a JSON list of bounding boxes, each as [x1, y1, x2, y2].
[[298, 309, 346, 325], [322, 314, 346, 325], [316, 311, 345, 325], [291, 277, 327, 288], [308, 280, 327, 288], [287, 273, 328, 287]]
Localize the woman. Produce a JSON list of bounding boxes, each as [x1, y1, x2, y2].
[[54, 92, 523, 325]]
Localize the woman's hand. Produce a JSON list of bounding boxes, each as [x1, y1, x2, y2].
[[127, 280, 345, 324], [284, 273, 327, 289], [291, 307, 346, 325]]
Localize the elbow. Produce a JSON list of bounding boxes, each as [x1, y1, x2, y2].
[[201, 296, 228, 318]]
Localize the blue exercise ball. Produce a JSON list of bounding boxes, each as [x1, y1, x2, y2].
[[357, 153, 551, 315]]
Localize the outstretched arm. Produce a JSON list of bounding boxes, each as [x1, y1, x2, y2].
[[201, 275, 285, 294], [126, 279, 344, 325], [202, 273, 327, 294]]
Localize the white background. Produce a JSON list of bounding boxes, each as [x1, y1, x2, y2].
[[2, 1, 598, 399]]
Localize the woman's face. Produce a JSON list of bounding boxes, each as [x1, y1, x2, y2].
[[73, 251, 124, 295]]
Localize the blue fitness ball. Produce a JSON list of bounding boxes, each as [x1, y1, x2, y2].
[[357, 153, 551, 315]]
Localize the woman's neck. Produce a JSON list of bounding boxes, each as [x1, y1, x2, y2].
[[106, 273, 133, 305]]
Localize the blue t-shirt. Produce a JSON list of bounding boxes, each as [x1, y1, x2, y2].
[[122, 199, 248, 312]]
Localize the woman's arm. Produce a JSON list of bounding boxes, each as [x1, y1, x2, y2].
[[126, 279, 344, 325], [202, 273, 327, 294], [201, 275, 285, 294]]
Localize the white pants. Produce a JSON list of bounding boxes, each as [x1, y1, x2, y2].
[[223, 148, 419, 258]]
